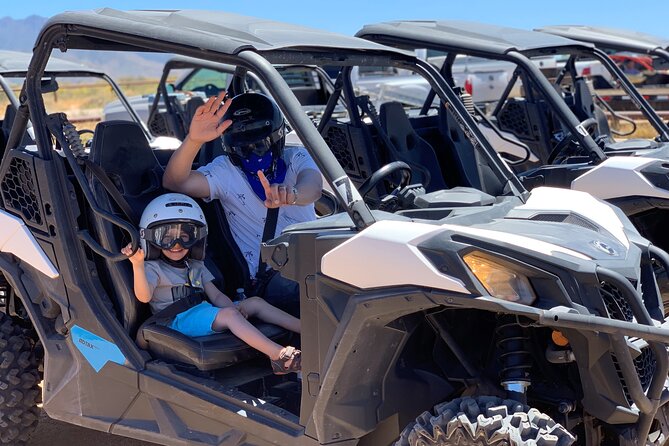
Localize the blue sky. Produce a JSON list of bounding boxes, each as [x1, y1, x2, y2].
[[4, 1, 669, 38]]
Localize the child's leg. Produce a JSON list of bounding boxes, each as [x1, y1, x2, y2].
[[239, 297, 301, 334], [212, 307, 286, 360]]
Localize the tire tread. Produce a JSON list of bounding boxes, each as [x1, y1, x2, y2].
[[0, 314, 40, 445], [395, 396, 575, 446]]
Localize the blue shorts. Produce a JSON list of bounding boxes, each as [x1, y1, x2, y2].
[[169, 301, 221, 337]]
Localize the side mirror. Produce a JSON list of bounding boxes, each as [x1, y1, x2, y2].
[[40, 78, 59, 93]]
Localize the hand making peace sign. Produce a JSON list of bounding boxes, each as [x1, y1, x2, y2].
[[189, 92, 233, 145], [257, 170, 297, 208]]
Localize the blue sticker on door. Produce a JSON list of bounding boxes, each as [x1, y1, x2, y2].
[[71, 325, 126, 372]]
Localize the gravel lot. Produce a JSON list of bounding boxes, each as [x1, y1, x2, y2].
[[28, 411, 155, 446]]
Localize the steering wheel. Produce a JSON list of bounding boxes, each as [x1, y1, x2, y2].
[[546, 118, 599, 164], [358, 161, 413, 201], [197, 83, 220, 97]]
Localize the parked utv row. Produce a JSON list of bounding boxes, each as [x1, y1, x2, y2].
[[1, 8, 669, 446]]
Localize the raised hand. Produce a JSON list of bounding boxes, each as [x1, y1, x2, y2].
[[121, 243, 145, 267], [258, 170, 296, 208], [188, 92, 233, 144]]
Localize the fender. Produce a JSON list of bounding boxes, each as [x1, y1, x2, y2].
[[0, 209, 59, 278]]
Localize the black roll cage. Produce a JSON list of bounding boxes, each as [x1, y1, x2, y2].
[[12, 22, 528, 235], [438, 44, 669, 147]]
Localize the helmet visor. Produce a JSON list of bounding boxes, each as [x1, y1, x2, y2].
[[229, 136, 274, 159], [143, 222, 207, 250], [223, 119, 285, 160]]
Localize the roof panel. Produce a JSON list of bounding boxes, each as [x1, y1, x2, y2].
[[0, 50, 103, 74], [356, 20, 594, 55], [42, 9, 405, 57], [537, 25, 669, 53]]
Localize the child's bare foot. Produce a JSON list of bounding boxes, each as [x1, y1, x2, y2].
[[270, 346, 301, 375]]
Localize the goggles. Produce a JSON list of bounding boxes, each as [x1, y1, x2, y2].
[[142, 222, 207, 250]]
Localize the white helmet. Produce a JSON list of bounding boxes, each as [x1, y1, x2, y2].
[[139, 193, 208, 260]]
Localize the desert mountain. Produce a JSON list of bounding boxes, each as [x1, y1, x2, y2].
[[0, 15, 167, 78]]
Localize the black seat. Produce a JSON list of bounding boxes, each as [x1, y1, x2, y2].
[[438, 104, 504, 195], [566, 77, 611, 138], [379, 102, 447, 192], [86, 121, 286, 371], [1, 104, 33, 155]]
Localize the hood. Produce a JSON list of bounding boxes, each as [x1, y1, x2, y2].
[[320, 187, 644, 291]]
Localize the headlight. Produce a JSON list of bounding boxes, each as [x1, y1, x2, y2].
[[463, 252, 537, 305]]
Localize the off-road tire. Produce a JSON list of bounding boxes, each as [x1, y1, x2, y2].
[[396, 396, 575, 446], [0, 312, 41, 445]]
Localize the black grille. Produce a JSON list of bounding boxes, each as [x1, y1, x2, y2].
[[147, 112, 171, 137], [600, 282, 634, 322], [323, 125, 356, 174], [1, 156, 42, 225], [634, 347, 656, 392], [611, 347, 656, 406], [498, 101, 532, 138], [600, 281, 656, 406]]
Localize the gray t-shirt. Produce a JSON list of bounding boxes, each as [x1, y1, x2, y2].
[[144, 259, 215, 314]]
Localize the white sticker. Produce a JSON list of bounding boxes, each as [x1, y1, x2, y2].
[[575, 124, 589, 137], [332, 175, 363, 206]]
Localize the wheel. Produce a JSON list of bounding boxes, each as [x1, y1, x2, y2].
[[395, 396, 574, 446], [0, 312, 41, 445], [547, 118, 599, 164], [358, 161, 413, 198]]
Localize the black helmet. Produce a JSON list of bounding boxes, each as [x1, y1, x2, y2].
[[221, 92, 285, 161]]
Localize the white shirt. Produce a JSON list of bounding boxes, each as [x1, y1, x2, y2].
[[198, 146, 318, 278]]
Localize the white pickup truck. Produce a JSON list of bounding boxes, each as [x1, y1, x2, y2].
[[351, 53, 567, 107], [351, 55, 515, 106]]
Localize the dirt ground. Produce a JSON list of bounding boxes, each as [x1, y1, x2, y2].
[[28, 411, 155, 446]]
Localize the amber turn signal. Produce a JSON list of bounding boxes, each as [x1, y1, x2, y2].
[[551, 330, 570, 347]]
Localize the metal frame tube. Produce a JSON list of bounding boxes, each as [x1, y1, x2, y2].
[[505, 50, 607, 161], [238, 50, 376, 230], [411, 58, 528, 198], [591, 48, 669, 141]]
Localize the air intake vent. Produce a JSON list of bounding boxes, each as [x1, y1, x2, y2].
[[529, 213, 599, 232]]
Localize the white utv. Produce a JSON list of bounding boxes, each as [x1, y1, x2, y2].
[[1, 8, 669, 446], [356, 20, 669, 299]]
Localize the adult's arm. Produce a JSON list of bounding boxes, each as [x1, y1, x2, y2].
[[293, 168, 323, 205], [162, 93, 232, 197], [162, 135, 211, 198]]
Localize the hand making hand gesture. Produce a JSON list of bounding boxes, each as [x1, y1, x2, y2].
[[188, 92, 233, 145], [258, 170, 297, 208]]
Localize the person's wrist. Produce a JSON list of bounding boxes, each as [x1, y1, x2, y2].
[[185, 133, 206, 147]]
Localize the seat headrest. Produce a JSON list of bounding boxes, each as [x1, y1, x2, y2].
[[2, 104, 16, 134], [379, 102, 415, 143], [90, 121, 159, 196], [185, 97, 205, 122]]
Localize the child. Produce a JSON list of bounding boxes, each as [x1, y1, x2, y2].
[[122, 193, 301, 374]]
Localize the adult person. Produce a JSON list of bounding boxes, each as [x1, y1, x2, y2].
[[162, 92, 322, 317]]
